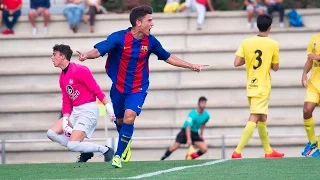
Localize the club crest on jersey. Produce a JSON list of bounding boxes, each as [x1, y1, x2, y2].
[[66, 85, 80, 100], [69, 79, 74, 85], [141, 45, 148, 53]]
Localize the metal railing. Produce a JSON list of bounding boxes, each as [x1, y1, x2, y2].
[[0, 133, 307, 164]]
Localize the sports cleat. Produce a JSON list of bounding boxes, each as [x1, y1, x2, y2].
[[231, 151, 242, 159], [103, 146, 115, 162], [112, 155, 122, 168], [122, 140, 132, 163], [301, 142, 317, 156], [265, 149, 285, 158], [77, 152, 94, 162], [311, 149, 320, 157]]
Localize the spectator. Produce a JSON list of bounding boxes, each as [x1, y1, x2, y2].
[[185, 0, 214, 30], [84, 0, 102, 33], [163, 0, 185, 13], [0, 9, 3, 29], [28, 0, 51, 35], [245, 0, 267, 29], [64, 0, 84, 33], [0, 2, 5, 28], [265, 0, 285, 28], [1, 0, 22, 35]]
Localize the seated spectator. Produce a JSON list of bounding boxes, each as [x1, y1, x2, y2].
[[0, 9, 3, 29], [185, 0, 214, 30], [0, 2, 5, 28], [245, 0, 267, 29], [265, 0, 285, 28], [163, 0, 185, 13], [1, 0, 22, 35], [28, 0, 50, 35], [64, 0, 84, 33], [84, 0, 103, 33]]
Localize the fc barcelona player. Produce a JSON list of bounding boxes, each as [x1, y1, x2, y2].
[[77, 5, 207, 168]]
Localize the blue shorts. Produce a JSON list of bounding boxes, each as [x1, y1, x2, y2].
[[110, 86, 147, 119]]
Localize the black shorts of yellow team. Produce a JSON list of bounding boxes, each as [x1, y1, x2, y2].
[[175, 129, 203, 144]]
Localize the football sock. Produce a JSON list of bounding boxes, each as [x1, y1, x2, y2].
[[235, 121, 256, 154], [257, 121, 273, 154], [304, 117, 317, 144], [115, 123, 134, 156], [67, 141, 109, 153], [115, 121, 122, 133], [318, 135, 320, 149], [161, 148, 172, 160], [47, 129, 68, 147], [191, 150, 204, 159]]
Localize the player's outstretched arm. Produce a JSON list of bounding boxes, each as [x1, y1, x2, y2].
[[234, 56, 245, 67], [165, 55, 208, 72], [77, 49, 101, 62]]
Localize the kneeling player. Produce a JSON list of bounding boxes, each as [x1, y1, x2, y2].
[[47, 44, 115, 162], [161, 97, 210, 160]]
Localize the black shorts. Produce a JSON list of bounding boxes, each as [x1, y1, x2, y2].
[[175, 129, 203, 144]]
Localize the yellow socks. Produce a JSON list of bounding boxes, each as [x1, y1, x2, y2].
[[304, 117, 317, 144], [235, 121, 256, 154], [257, 121, 273, 154]]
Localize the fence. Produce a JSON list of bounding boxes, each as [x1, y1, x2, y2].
[[0, 133, 307, 164]]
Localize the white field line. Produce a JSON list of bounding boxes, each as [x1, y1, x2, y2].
[[48, 159, 230, 180]]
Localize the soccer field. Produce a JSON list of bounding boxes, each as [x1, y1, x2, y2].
[[0, 158, 318, 180]]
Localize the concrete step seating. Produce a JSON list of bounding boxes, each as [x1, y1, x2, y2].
[[0, 28, 317, 54], [0, 68, 305, 94], [0, 47, 307, 75], [0, 86, 307, 111], [2, 8, 320, 35], [0, 9, 319, 162]]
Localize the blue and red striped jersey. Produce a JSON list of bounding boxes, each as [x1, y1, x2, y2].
[[94, 28, 171, 94]]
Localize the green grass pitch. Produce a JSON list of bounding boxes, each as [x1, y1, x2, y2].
[[0, 158, 319, 180]]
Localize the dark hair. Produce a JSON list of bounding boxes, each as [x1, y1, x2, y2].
[[257, 14, 273, 32], [53, 44, 73, 61], [129, 5, 153, 27], [198, 96, 207, 103]]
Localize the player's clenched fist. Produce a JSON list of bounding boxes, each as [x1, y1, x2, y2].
[[77, 51, 88, 62], [105, 103, 116, 122], [190, 64, 208, 72]]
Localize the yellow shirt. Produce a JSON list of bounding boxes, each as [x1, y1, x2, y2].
[[235, 36, 280, 97], [307, 33, 320, 90]]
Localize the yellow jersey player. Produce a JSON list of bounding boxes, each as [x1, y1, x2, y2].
[[231, 14, 284, 159], [301, 33, 320, 157]]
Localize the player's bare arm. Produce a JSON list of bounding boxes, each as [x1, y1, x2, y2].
[[234, 56, 245, 67], [77, 49, 101, 61], [165, 55, 208, 72], [271, 63, 279, 72], [200, 124, 206, 139], [302, 59, 313, 88], [185, 126, 192, 145], [307, 54, 320, 61]]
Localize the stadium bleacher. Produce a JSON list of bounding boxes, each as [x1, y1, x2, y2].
[[1, 7, 320, 163]]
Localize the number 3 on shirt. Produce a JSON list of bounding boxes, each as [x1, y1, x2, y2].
[[253, 50, 262, 70]]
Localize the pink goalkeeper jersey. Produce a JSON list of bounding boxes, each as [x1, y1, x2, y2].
[[60, 62, 105, 114]]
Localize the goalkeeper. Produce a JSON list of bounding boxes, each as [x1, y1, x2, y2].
[[161, 96, 210, 160]]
